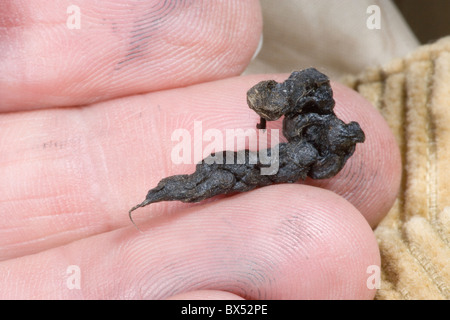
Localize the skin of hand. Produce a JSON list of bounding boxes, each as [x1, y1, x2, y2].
[[0, 1, 401, 299]]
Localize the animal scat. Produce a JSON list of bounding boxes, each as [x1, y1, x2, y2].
[[129, 68, 365, 227]]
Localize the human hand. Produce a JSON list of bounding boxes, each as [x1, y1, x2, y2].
[[0, 1, 400, 299]]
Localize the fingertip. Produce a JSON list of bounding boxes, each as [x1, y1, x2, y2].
[[247, 184, 380, 300], [167, 290, 244, 300]]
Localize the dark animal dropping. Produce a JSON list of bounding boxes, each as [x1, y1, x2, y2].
[[129, 68, 365, 226]]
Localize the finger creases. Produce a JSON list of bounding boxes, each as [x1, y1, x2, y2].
[[0, 0, 262, 111], [0, 74, 400, 261], [0, 184, 379, 299]]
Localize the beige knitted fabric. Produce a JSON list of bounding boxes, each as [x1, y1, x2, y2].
[[342, 37, 450, 300]]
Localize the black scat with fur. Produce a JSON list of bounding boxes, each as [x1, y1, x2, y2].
[[129, 68, 365, 225]]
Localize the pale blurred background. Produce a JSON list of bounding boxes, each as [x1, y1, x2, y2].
[[245, 0, 450, 79]]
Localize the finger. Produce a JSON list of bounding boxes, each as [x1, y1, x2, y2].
[[167, 290, 244, 300], [0, 0, 262, 111], [0, 184, 379, 299], [0, 73, 400, 259]]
